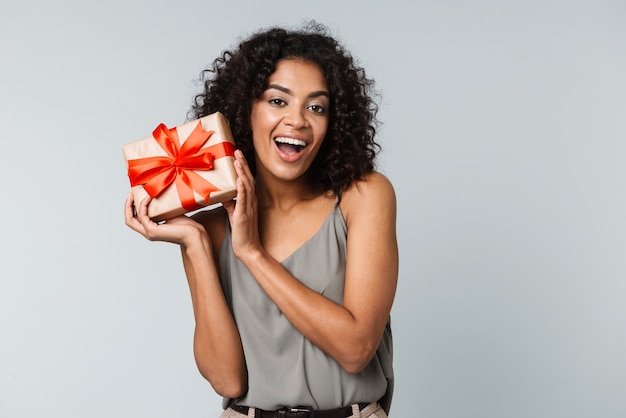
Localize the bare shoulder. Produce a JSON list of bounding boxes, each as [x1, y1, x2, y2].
[[191, 205, 229, 251], [340, 172, 396, 223]]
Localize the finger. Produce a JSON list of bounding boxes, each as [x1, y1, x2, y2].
[[222, 199, 236, 217], [124, 193, 135, 220], [233, 177, 247, 217], [234, 151, 255, 193], [137, 195, 151, 216], [235, 149, 254, 181], [234, 153, 257, 217], [134, 195, 157, 230], [124, 193, 143, 230]]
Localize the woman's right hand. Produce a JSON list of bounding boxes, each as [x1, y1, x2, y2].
[[124, 193, 207, 247], [124, 192, 247, 397]]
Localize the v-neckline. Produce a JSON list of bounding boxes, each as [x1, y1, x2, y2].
[[277, 204, 337, 265]]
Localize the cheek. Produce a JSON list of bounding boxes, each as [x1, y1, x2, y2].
[[250, 110, 279, 136], [251, 132, 265, 152], [316, 121, 329, 142], [249, 111, 260, 133], [249, 103, 267, 131]]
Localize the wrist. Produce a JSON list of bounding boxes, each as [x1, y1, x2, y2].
[[238, 245, 266, 267], [181, 227, 212, 254]]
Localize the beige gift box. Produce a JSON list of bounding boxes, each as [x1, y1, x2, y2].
[[123, 112, 237, 221]]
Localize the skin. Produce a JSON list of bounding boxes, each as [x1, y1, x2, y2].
[[124, 58, 399, 399]]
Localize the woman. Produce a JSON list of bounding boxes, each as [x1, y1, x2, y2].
[[125, 23, 398, 418]]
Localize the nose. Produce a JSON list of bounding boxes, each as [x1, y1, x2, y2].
[[283, 107, 308, 129]]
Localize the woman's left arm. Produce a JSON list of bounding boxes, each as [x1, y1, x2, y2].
[[311, 172, 399, 373], [226, 153, 398, 374]]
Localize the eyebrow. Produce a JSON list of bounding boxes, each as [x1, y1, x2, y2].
[[266, 84, 330, 99]]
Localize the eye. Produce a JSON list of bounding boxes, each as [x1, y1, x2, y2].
[[269, 98, 286, 106], [307, 104, 326, 114]]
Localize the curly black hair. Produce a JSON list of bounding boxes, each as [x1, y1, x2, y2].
[[189, 22, 380, 197]]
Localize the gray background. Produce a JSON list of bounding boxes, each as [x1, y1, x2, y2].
[[1, 0, 625, 417]]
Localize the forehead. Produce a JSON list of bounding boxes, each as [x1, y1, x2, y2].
[[267, 59, 328, 91]]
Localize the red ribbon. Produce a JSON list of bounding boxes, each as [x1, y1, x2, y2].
[[127, 121, 235, 211]]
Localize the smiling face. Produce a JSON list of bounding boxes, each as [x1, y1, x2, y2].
[[250, 58, 330, 183]]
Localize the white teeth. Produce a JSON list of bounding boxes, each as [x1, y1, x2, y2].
[[274, 137, 307, 147]]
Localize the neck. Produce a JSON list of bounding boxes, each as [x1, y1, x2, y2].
[[255, 171, 323, 212]]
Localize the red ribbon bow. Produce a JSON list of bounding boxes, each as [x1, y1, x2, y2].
[[127, 121, 235, 211]]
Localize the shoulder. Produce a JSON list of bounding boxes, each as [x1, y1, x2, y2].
[[342, 171, 396, 201], [339, 173, 398, 281], [339, 172, 396, 226]]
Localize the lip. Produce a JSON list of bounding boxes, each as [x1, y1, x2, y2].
[[272, 133, 310, 162]]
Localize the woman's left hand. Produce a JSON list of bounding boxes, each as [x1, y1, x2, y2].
[[222, 150, 263, 261]]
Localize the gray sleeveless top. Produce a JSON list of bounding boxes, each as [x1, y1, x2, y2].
[[218, 203, 394, 412]]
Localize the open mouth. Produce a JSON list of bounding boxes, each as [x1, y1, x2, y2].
[[274, 136, 307, 155]]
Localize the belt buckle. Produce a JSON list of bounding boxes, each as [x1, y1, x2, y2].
[[278, 406, 314, 417]]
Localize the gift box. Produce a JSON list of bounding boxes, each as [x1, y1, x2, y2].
[[123, 112, 237, 221]]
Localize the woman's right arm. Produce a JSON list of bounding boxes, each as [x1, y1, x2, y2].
[[124, 194, 247, 398], [180, 232, 247, 398]]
